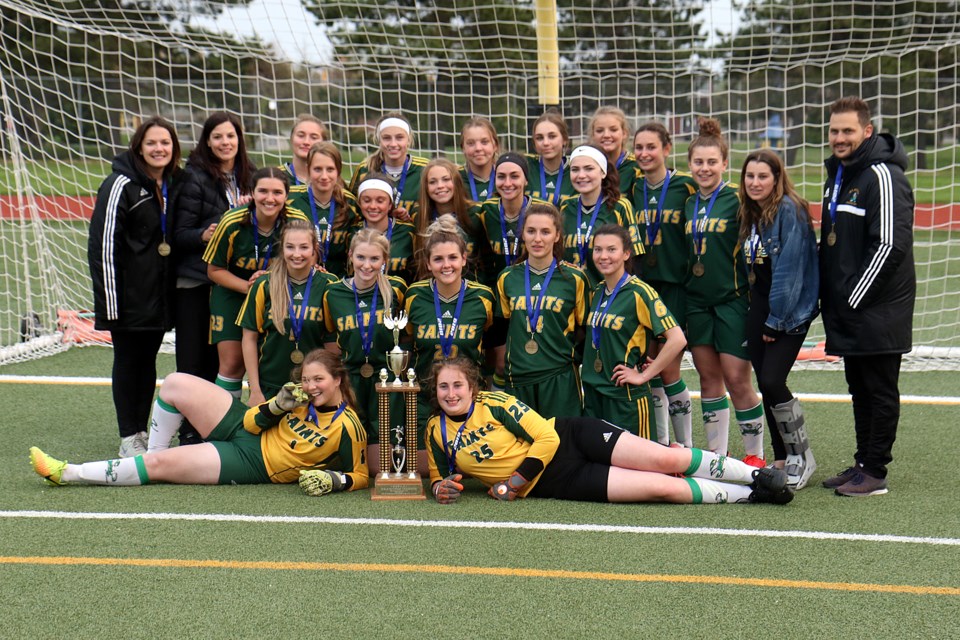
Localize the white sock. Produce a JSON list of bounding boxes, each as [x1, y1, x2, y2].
[[215, 375, 243, 399], [736, 403, 765, 458], [683, 448, 756, 483], [686, 477, 753, 504], [664, 378, 693, 447], [650, 378, 670, 445], [62, 456, 148, 486], [147, 397, 184, 452], [701, 395, 730, 454]]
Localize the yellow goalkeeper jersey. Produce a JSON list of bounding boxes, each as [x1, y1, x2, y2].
[[425, 391, 559, 497]]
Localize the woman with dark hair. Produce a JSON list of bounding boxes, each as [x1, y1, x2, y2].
[[30, 349, 368, 494], [88, 115, 182, 457], [739, 148, 819, 489], [172, 112, 256, 442]]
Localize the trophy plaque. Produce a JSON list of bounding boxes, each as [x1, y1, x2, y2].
[[372, 311, 425, 500]]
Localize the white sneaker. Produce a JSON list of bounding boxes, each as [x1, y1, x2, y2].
[[118, 432, 148, 458]]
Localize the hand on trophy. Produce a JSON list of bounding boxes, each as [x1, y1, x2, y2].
[[299, 469, 347, 496], [433, 473, 464, 504], [489, 471, 528, 501]]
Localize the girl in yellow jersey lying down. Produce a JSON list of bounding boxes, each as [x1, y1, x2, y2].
[[425, 357, 792, 506], [30, 350, 368, 494]]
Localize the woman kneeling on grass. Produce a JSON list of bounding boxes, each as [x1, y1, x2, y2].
[[425, 357, 792, 506], [30, 349, 368, 495]]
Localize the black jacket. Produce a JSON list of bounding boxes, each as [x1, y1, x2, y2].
[[173, 162, 231, 282], [819, 133, 916, 355], [88, 151, 176, 331]]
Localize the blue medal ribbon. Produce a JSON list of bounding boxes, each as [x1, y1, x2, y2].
[[498, 196, 528, 267], [691, 182, 725, 260], [440, 402, 476, 476], [308, 401, 347, 431], [250, 203, 273, 269], [393, 155, 411, 208], [308, 186, 336, 264], [641, 170, 672, 250], [433, 279, 467, 359], [615, 151, 627, 170], [466, 166, 495, 202], [287, 162, 302, 186], [591, 271, 630, 351], [353, 278, 380, 359], [287, 269, 314, 349], [575, 197, 603, 266], [525, 259, 557, 336], [827, 164, 844, 230], [539, 157, 566, 206], [159, 180, 168, 239]]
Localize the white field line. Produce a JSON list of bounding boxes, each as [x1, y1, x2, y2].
[[2, 510, 958, 546], [1, 374, 957, 405]]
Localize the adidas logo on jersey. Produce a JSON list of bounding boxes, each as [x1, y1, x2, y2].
[[139, 188, 149, 197], [580, 221, 588, 229], [532, 283, 542, 291], [698, 207, 707, 215], [603, 432, 612, 442], [507, 230, 515, 237], [480, 188, 489, 198], [294, 292, 303, 300], [442, 310, 452, 318], [358, 300, 368, 308], [546, 180, 555, 189], [649, 196, 658, 205]]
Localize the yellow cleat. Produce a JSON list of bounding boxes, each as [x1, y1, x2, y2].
[[29, 447, 67, 486]]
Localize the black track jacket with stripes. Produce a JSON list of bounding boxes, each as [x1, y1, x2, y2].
[[88, 151, 176, 332], [819, 133, 916, 356]]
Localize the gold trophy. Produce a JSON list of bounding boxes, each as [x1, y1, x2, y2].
[[372, 311, 425, 500]]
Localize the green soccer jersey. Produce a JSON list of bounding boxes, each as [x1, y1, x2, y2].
[[348, 154, 429, 213], [459, 165, 495, 202], [286, 186, 358, 278], [472, 196, 550, 288], [408, 204, 484, 282], [495, 260, 588, 385], [323, 276, 407, 372], [524, 154, 575, 205], [559, 194, 643, 288], [404, 279, 495, 383], [633, 170, 697, 285], [683, 182, 748, 306], [238, 268, 338, 394], [202, 205, 311, 279], [615, 152, 640, 196], [346, 219, 416, 285], [581, 275, 678, 400]]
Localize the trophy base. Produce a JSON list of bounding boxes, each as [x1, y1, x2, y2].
[[372, 473, 426, 500]]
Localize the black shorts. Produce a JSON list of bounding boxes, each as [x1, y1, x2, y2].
[[528, 417, 625, 502]]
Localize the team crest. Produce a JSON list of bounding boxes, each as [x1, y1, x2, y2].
[[709, 455, 726, 478], [847, 189, 860, 205]]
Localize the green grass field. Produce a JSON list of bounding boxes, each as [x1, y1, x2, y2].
[[1, 348, 958, 637]]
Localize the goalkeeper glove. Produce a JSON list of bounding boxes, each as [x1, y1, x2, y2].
[[299, 469, 347, 496], [489, 471, 528, 501], [269, 382, 309, 415], [432, 473, 464, 504]]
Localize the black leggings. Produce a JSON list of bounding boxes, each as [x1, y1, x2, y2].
[[746, 294, 807, 460], [110, 329, 165, 438]]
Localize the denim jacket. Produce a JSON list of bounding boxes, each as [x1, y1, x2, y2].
[[758, 196, 819, 332]]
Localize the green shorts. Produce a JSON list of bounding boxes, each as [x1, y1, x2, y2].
[[686, 295, 749, 359], [582, 386, 655, 440], [646, 280, 686, 328], [208, 398, 271, 484], [505, 365, 583, 419], [209, 285, 245, 343]]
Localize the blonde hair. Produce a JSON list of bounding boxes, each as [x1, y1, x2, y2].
[[365, 112, 415, 175], [289, 114, 328, 142], [268, 220, 320, 335], [348, 227, 395, 313], [418, 214, 467, 281], [588, 106, 630, 158], [460, 117, 501, 164]]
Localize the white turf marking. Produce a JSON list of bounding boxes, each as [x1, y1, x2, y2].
[[2, 510, 958, 546], [1, 374, 958, 405]]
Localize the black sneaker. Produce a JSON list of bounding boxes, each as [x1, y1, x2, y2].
[[822, 465, 860, 489], [749, 467, 793, 505]]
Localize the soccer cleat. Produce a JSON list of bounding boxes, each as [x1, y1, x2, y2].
[[822, 465, 860, 489], [118, 432, 147, 458], [748, 467, 793, 505], [30, 447, 67, 486], [742, 454, 766, 468], [835, 470, 888, 497]]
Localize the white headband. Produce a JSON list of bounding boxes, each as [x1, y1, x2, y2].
[[569, 146, 608, 175], [376, 117, 411, 136], [357, 179, 395, 199]]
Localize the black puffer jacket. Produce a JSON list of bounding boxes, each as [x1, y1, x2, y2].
[[173, 162, 231, 282], [819, 133, 916, 355], [88, 151, 176, 331]]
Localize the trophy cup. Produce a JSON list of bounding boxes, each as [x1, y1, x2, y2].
[[372, 311, 425, 500]]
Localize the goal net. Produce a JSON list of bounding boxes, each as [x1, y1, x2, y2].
[[1, 0, 958, 369]]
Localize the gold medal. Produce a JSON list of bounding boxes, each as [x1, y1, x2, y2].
[[360, 362, 374, 378], [290, 348, 304, 364], [158, 241, 171, 257], [593, 356, 603, 373], [748, 270, 756, 286], [827, 231, 837, 247], [692, 261, 706, 277], [645, 253, 657, 268], [524, 338, 539, 355]]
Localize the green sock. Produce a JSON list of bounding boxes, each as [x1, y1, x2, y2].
[[215, 375, 243, 399]]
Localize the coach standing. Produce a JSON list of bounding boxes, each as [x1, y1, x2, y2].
[[819, 97, 916, 497]]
